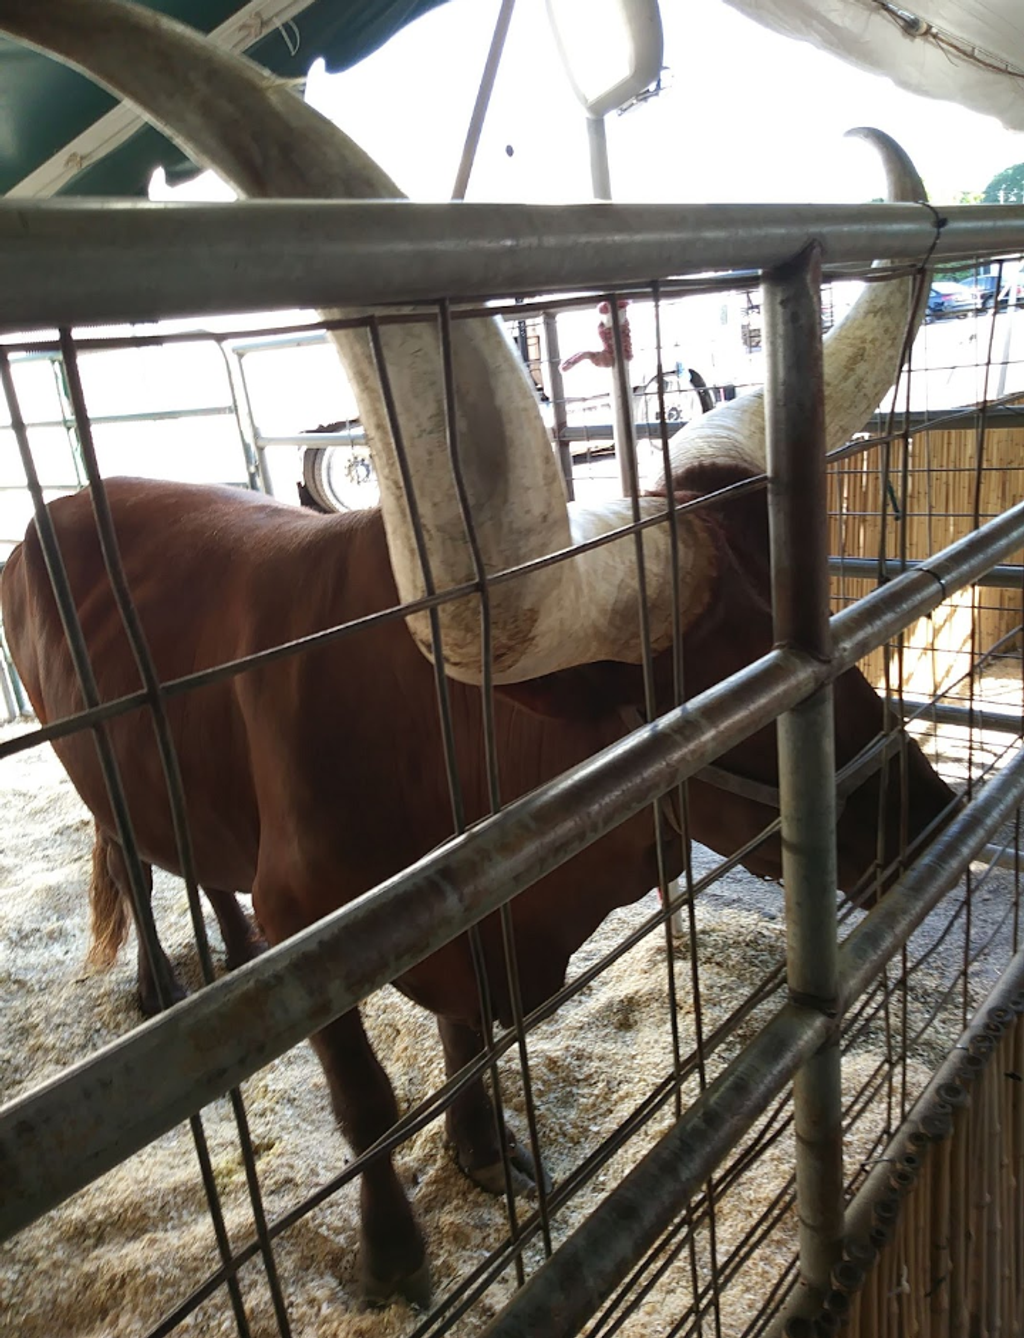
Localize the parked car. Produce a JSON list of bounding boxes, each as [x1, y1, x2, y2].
[[975, 275, 1001, 310], [975, 274, 1024, 311], [926, 281, 980, 321]]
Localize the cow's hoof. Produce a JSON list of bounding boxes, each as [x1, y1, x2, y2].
[[362, 1256, 432, 1311], [138, 975, 187, 1018], [225, 933, 268, 971], [466, 1129, 552, 1199]]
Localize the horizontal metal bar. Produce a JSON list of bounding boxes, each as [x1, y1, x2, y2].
[[2, 500, 1023, 1240], [558, 423, 690, 445], [976, 841, 1024, 872], [901, 697, 1024, 735], [1, 199, 1023, 330], [265, 422, 687, 451], [829, 557, 1024, 590], [229, 328, 333, 354], [831, 500, 1024, 671], [257, 432, 362, 448], [0, 487, 74, 503], [864, 406, 1024, 433], [6, 405, 235, 430]]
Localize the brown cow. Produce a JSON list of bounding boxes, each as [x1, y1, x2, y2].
[[3, 472, 952, 1304], [0, 1, 954, 1308]]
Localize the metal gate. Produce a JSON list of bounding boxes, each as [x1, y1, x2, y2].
[[2, 187, 1024, 1338]]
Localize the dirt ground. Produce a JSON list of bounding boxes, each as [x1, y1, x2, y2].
[[0, 722, 1019, 1338]]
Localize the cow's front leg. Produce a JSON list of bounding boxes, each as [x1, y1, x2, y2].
[[203, 887, 267, 969], [437, 1016, 550, 1197], [256, 878, 429, 1308], [310, 1009, 430, 1308]]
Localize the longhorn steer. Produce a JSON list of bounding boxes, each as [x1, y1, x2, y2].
[[0, 0, 954, 1308], [3, 469, 951, 1304]]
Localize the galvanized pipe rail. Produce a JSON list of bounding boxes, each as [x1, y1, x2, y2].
[[2, 497, 1023, 1244], [764, 244, 844, 1306], [1, 200, 1024, 330], [863, 406, 1024, 434], [829, 557, 1024, 590], [899, 697, 1024, 734]]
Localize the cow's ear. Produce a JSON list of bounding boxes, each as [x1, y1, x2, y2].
[[496, 662, 643, 721]]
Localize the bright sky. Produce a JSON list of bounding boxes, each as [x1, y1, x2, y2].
[[301, 0, 1024, 207], [155, 0, 1024, 210]]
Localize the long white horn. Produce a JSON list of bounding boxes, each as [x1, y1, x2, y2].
[[0, 0, 719, 679], [664, 128, 928, 482]]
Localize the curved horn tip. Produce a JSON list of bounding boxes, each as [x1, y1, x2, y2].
[[843, 127, 928, 203]]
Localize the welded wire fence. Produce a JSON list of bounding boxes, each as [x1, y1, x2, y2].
[[1, 224, 1024, 1338]]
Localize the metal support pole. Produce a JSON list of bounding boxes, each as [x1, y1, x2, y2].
[[763, 243, 844, 1306], [586, 116, 612, 201], [541, 311, 574, 499], [2, 199, 1024, 330], [218, 343, 271, 493], [451, 0, 516, 202], [585, 113, 635, 500], [828, 556, 1024, 589]]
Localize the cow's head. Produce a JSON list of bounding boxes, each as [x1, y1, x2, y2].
[[0, 4, 954, 898]]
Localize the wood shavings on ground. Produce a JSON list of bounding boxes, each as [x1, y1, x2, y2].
[[1, 726, 1019, 1338]]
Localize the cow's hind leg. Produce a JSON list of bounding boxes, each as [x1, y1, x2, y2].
[[437, 1017, 550, 1197], [203, 888, 266, 969], [100, 835, 186, 1017], [310, 1010, 430, 1308]]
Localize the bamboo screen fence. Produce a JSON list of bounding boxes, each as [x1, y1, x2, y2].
[[829, 422, 1024, 697], [788, 954, 1024, 1337]]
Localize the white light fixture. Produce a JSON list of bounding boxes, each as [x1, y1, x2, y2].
[[546, 0, 663, 120]]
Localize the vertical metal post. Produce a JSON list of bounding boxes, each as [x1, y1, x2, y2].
[[451, 0, 516, 201], [763, 243, 844, 1309], [585, 113, 634, 499], [542, 310, 575, 499], [0, 639, 20, 720], [586, 115, 612, 200], [221, 344, 273, 494]]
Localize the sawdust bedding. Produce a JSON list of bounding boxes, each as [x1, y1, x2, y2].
[[0, 726, 1016, 1338]]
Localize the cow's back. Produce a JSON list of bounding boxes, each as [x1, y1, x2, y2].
[[3, 478, 672, 1021], [1, 479, 360, 890]]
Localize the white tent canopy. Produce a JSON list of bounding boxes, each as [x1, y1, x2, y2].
[[726, 0, 1024, 133]]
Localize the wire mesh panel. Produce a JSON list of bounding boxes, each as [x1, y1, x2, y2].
[[2, 182, 1024, 1338], [0, 290, 789, 1336]]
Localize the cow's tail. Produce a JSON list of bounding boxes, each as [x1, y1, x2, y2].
[[86, 824, 130, 968]]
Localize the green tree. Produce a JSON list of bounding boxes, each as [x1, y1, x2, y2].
[[982, 162, 1024, 204]]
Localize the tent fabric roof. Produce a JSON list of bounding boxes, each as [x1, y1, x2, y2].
[[0, 0, 449, 197], [724, 0, 1024, 133]]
